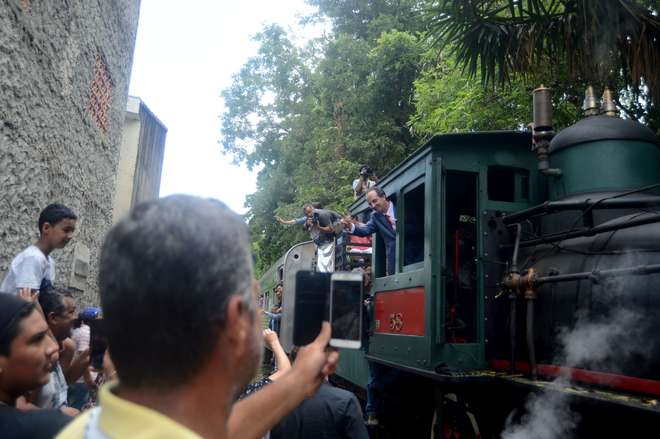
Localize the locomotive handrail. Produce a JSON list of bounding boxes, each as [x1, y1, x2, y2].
[[535, 263, 660, 285], [513, 213, 660, 248], [502, 196, 660, 225]]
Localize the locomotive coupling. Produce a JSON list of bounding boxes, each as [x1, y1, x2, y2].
[[500, 268, 538, 299]]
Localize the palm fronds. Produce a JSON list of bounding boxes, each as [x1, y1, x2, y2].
[[425, 0, 660, 102]]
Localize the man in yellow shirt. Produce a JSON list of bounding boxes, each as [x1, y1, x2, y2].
[[57, 195, 338, 439]]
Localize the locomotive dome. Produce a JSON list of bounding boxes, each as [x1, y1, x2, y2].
[[550, 115, 659, 152], [547, 115, 660, 200]]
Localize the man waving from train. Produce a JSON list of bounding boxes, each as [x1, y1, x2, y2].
[[342, 187, 396, 276]]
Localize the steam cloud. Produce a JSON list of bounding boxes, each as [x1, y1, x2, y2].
[[501, 306, 649, 439]]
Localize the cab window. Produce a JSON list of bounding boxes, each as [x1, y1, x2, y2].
[[402, 183, 425, 267]]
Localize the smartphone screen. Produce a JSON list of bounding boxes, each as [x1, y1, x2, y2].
[[88, 318, 107, 370], [330, 273, 362, 349], [293, 271, 330, 346]]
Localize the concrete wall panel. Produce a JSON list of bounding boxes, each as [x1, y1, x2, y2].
[[0, 0, 141, 304]]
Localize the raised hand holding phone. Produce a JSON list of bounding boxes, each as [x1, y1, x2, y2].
[[329, 272, 362, 349]]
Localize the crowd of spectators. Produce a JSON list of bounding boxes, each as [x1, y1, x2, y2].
[[0, 204, 117, 437], [1, 165, 393, 438], [0, 198, 344, 439]]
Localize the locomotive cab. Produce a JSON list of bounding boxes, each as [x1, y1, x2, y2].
[[339, 131, 544, 385]]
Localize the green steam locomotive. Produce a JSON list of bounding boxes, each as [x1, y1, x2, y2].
[[259, 86, 660, 438]]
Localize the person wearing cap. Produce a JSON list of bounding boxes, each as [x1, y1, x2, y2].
[[0, 294, 71, 438], [67, 307, 101, 410], [352, 165, 377, 200]]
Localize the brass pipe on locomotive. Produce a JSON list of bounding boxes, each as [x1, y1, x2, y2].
[[582, 85, 619, 117], [499, 257, 540, 380], [500, 260, 660, 381], [507, 224, 522, 374]]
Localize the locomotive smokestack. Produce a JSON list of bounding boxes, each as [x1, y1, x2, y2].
[[582, 85, 599, 117], [600, 88, 619, 117], [533, 85, 553, 130]]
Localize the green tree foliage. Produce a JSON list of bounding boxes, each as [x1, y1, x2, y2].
[[424, 0, 660, 130], [222, 0, 613, 274], [221, 25, 313, 169], [221, 4, 427, 273], [411, 53, 533, 136], [410, 49, 582, 137], [306, 0, 424, 39]]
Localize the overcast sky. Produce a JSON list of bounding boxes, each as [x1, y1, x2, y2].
[[128, 0, 322, 214]]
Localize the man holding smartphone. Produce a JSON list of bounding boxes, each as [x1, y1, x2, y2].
[[57, 196, 339, 439]]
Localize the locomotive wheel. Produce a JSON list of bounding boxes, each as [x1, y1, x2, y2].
[[432, 393, 480, 439]]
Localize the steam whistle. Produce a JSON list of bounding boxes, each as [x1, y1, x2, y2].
[[582, 85, 599, 117], [532, 85, 553, 130], [531, 85, 562, 176], [600, 88, 619, 117]]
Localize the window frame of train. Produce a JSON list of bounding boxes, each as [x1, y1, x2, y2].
[[400, 176, 426, 272], [364, 154, 433, 360], [487, 165, 530, 203], [442, 170, 479, 344], [367, 155, 432, 279], [258, 256, 285, 318], [371, 216, 388, 279]]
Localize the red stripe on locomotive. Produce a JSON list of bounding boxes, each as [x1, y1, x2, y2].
[[490, 359, 660, 397]]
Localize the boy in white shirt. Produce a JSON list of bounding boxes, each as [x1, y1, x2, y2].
[[0, 203, 77, 296]]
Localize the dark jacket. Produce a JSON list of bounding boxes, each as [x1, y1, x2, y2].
[[270, 383, 368, 439], [351, 209, 396, 276], [0, 405, 70, 439]]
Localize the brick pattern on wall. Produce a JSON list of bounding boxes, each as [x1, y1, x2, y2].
[[87, 55, 114, 134]]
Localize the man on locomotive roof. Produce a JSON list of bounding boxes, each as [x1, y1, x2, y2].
[[275, 203, 342, 272], [57, 195, 339, 439], [352, 164, 377, 200], [342, 187, 396, 276]]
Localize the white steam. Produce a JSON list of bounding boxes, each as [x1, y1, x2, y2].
[[560, 308, 645, 370], [501, 306, 648, 439], [502, 376, 577, 439]]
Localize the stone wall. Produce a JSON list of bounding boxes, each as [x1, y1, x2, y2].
[[0, 0, 141, 305]]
